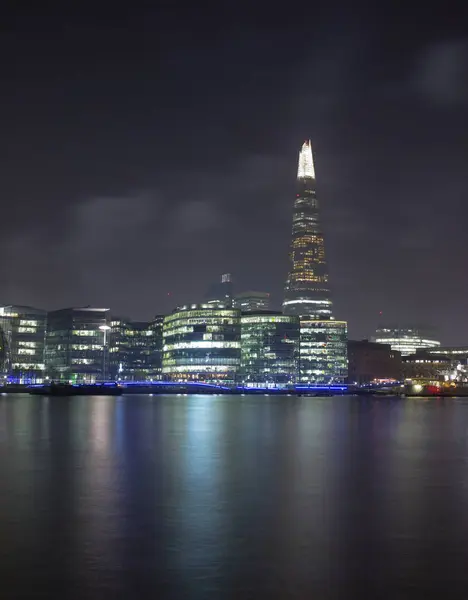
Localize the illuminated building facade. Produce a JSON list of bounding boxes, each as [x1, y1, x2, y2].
[[299, 319, 348, 383], [0, 305, 47, 383], [239, 312, 299, 387], [283, 141, 332, 317], [234, 291, 270, 313], [162, 304, 241, 384], [45, 307, 110, 383], [373, 326, 440, 356], [402, 352, 452, 382], [109, 316, 163, 381]]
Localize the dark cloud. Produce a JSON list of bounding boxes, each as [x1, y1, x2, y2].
[[412, 40, 468, 106], [0, 6, 468, 343]]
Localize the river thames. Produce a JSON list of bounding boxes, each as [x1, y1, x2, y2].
[[1, 394, 468, 598]]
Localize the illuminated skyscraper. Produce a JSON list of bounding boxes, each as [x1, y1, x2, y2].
[[283, 141, 332, 317]]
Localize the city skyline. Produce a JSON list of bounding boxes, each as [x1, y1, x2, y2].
[[1, 6, 467, 344]]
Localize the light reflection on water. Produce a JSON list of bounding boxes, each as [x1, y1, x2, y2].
[[1, 394, 468, 598]]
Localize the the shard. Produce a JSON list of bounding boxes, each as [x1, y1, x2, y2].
[[283, 141, 332, 318]]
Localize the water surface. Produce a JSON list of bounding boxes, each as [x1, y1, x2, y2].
[[1, 394, 468, 599]]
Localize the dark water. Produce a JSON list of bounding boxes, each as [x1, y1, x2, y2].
[[1, 395, 468, 599]]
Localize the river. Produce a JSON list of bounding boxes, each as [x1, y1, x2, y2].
[[1, 394, 468, 598]]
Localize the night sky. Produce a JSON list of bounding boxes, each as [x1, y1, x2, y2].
[[1, 5, 468, 343]]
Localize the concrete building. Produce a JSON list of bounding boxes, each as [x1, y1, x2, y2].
[[347, 340, 402, 384]]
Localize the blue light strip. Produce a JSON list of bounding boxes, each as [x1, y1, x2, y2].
[[296, 386, 347, 391]]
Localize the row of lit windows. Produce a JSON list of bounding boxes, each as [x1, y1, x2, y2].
[[17, 340, 38, 348], [165, 309, 238, 322], [72, 330, 102, 337], [163, 341, 240, 351], [162, 365, 234, 373], [71, 344, 103, 351], [71, 358, 96, 365], [241, 316, 297, 325], [163, 357, 240, 366]]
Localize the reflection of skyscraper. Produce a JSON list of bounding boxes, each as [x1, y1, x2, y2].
[[283, 141, 332, 318]]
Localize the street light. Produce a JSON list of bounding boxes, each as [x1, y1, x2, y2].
[[99, 325, 111, 381]]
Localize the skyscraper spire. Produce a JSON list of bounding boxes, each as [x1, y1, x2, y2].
[[283, 140, 331, 318], [297, 140, 315, 180]]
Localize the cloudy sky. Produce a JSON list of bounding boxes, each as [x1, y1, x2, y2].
[[1, 4, 468, 342]]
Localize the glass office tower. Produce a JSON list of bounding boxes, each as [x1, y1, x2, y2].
[[162, 304, 241, 384], [239, 312, 299, 387], [109, 316, 163, 381], [234, 291, 270, 313], [0, 305, 47, 383], [299, 318, 348, 383], [283, 141, 332, 317], [45, 307, 109, 383]]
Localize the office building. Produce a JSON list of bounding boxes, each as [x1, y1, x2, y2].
[[373, 326, 440, 356], [234, 291, 270, 313], [283, 141, 332, 317], [428, 346, 468, 359], [45, 307, 109, 383], [239, 312, 299, 387], [109, 316, 163, 381], [347, 339, 402, 384], [402, 352, 453, 382], [162, 304, 241, 384], [0, 305, 47, 383], [299, 318, 347, 383], [205, 273, 233, 306]]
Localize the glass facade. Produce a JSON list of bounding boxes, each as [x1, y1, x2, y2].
[[0, 305, 47, 383], [45, 307, 109, 383], [234, 291, 270, 313], [109, 316, 163, 381], [239, 312, 299, 387], [162, 304, 241, 384], [283, 141, 332, 317], [299, 319, 348, 383], [373, 327, 440, 356]]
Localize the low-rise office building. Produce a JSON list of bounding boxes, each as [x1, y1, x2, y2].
[[109, 316, 163, 381], [45, 307, 110, 383], [299, 318, 348, 384], [162, 304, 241, 384], [0, 305, 47, 383], [373, 326, 440, 356]]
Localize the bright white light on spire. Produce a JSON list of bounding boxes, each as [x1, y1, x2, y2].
[[297, 140, 315, 179]]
